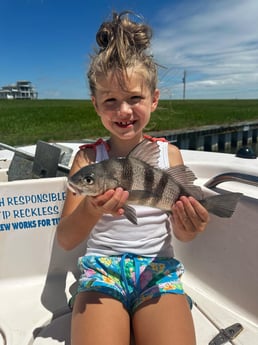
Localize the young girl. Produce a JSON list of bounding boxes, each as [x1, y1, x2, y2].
[[57, 11, 209, 345]]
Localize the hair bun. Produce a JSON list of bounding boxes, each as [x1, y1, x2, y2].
[[96, 11, 152, 53], [88, 11, 158, 96], [96, 23, 114, 49]]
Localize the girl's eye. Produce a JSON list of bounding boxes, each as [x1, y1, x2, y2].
[[128, 96, 142, 105], [102, 95, 143, 109], [131, 95, 142, 100], [105, 98, 116, 103]]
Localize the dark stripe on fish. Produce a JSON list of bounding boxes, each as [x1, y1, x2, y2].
[[121, 158, 134, 190], [153, 172, 169, 204], [144, 166, 155, 192]]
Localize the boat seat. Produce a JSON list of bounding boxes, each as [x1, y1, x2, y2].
[[8, 141, 72, 181], [7, 150, 34, 180]]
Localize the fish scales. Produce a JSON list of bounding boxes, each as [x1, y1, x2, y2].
[[125, 159, 182, 209], [121, 157, 152, 191], [104, 158, 142, 192], [126, 157, 176, 207], [68, 139, 242, 224], [143, 163, 155, 192], [153, 172, 169, 204], [118, 158, 134, 191], [131, 158, 166, 206]]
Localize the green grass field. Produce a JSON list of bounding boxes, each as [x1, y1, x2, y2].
[[0, 99, 258, 146]]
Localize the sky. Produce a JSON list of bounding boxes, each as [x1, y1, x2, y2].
[[0, 0, 257, 100]]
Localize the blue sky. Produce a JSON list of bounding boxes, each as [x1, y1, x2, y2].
[[1, 0, 257, 99]]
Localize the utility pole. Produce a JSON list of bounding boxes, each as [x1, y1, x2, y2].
[[182, 70, 186, 100]]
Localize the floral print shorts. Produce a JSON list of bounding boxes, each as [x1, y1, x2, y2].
[[77, 253, 185, 314]]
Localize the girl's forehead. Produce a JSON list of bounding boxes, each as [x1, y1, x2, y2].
[[95, 70, 148, 94]]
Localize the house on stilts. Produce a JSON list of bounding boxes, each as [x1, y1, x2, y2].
[[0, 81, 38, 99]]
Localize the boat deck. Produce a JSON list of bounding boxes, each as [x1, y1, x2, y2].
[[0, 142, 258, 344]]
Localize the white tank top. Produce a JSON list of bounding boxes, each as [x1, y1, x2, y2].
[[85, 139, 174, 257]]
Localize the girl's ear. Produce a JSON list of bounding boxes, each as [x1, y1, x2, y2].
[[91, 96, 100, 116], [151, 89, 160, 112], [91, 96, 97, 109]]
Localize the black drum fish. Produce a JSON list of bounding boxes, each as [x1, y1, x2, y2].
[[68, 139, 242, 224]]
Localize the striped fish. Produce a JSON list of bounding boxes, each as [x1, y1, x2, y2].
[[68, 139, 242, 224]]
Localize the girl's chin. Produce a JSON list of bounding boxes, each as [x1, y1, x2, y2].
[[111, 128, 140, 140]]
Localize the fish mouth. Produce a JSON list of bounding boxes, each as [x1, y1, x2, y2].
[[115, 120, 136, 128], [67, 181, 83, 195]]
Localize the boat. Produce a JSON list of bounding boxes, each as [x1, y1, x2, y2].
[[0, 140, 257, 345]]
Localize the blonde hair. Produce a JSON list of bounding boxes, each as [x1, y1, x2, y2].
[[87, 11, 158, 95]]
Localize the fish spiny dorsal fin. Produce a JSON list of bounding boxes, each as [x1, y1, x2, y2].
[[166, 165, 203, 199], [127, 139, 160, 168]]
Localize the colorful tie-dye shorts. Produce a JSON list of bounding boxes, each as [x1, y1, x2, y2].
[[77, 254, 185, 314]]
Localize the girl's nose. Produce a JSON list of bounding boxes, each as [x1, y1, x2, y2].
[[118, 101, 133, 115]]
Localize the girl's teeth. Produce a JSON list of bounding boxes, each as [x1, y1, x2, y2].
[[116, 120, 135, 127]]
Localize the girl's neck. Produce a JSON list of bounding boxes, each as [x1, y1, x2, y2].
[[107, 134, 144, 157]]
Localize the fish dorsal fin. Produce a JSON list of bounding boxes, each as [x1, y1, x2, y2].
[[127, 139, 160, 168], [166, 165, 203, 199], [166, 165, 197, 185]]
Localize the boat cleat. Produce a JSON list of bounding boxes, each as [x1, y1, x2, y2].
[[209, 323, 243, 345]]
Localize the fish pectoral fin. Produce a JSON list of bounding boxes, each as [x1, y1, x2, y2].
[[123, 205, 138, 225], [201, 192, 242, 218]]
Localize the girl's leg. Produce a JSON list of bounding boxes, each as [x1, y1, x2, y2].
[[71, 291, 130, 345], [132, 294, 196, 345]]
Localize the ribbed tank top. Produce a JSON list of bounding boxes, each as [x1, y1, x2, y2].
[[85, 139, 174, 257]]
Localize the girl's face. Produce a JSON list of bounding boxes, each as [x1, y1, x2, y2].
[[91, 70, 159, 141]]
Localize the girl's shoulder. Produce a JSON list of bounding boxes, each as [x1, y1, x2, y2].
[[143, 134, 182, 167], [70, 139, 106, 173], [143, 134, 182, 162], [143, 134, 168, 143], [73, 138, 110, 169], [167, 142, 184, 167], [79, 138, 110, 152]]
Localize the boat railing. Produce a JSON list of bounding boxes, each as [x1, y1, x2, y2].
[[0, 142, 35, 161], [205, 172, 258, 189]]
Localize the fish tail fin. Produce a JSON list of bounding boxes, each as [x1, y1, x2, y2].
[[200, 192, 242, 218]]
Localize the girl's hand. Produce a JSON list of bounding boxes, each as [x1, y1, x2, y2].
[[171, 196, 210, 241], [87, 187, 129, 217]]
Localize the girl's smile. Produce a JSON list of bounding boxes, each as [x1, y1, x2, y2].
[[115, 120, 136, 128]]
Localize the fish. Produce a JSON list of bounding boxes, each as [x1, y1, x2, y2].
[[68, 139, 242, 225]]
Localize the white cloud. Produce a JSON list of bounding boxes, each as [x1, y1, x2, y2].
[[153, 0, 258, 99]]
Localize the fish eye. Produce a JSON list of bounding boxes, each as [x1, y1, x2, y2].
[[83, 175, 94, 185]]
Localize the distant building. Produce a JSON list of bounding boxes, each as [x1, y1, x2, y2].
[[0, 81, 38, 99]]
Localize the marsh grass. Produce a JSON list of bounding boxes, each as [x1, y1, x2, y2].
[[0, 99, 257, 146]]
